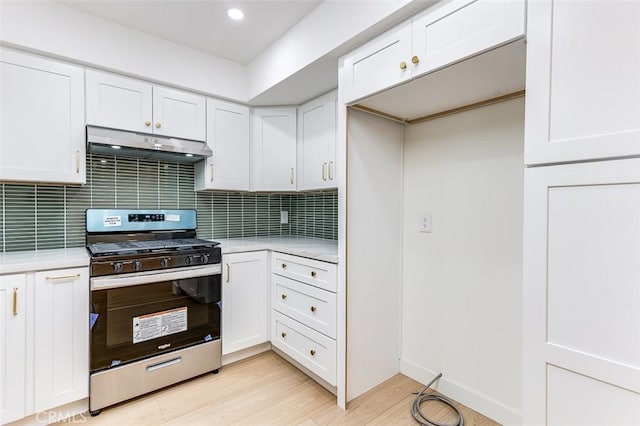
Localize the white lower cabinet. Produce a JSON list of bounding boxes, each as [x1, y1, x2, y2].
[[0, 267, 89, 424], [222, 252, 268, 355], [0, 274, 27, 424], [33, 268, 89, 412], [270, 253, 337, 386]]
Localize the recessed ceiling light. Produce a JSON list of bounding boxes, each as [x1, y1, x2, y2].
[[185, 153, 194, 157], [227, 8, 244, 21], [111, 145, 121, 149]]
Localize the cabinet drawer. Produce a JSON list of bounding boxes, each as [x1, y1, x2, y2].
[[272, 253, 337, 292], [271, 311, 336, 386], [272, 275, 336, 339]]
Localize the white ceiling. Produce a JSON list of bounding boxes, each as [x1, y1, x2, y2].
[[60, 0, 323, 65]]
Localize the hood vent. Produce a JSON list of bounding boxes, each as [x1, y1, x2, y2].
[[87, 126, 212, 163]]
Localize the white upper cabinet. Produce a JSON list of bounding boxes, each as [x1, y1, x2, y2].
[[0, 48, 85, 184], [297, 91, 338, 191], [195, 99, 250, 191], [251, 107, 297, 191], [524, 0, 640, 165], [0, 274, 26, 425], [86, 69, 205, 141], [341, 0, 525, 104]]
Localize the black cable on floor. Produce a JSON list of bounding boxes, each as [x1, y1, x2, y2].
[[411, 373, 464, 426]]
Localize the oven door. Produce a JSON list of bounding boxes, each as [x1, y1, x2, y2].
[[90, 264, 221, 372]]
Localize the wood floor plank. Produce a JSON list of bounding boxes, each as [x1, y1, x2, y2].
[[75, 351, 500, 426]]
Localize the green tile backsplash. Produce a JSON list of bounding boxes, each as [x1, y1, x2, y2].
[[0, 154, 338, 252]]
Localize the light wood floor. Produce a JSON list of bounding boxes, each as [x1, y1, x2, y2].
[[78, 351, 499, 425]]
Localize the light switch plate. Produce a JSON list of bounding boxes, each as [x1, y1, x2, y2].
[[419, 212, 432, 233], [280, 211, 288, 224]]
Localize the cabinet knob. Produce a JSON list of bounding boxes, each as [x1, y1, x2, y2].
[[155, 122, 162, 128], [310, 306, 317, 313], [399, 61, 407, 70], [145, 120, 151, 127], [282, 263, 287, 269], [412, 55, 420, 65], [281, 294, 287, 300], [281, 332, 287, 338], [311, 271, 317, 278], [310, 349, 316, 356]]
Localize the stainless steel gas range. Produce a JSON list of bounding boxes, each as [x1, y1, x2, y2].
[[86, 209, 222, 416]]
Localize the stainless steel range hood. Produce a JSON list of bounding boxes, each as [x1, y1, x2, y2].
[[87, 126, 212, 163]]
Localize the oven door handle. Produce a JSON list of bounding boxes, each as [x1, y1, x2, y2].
[[90, 264, 222, 290]]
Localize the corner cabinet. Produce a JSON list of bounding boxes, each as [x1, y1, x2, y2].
[[195, 99, 250, 191], [341, 0, 525, 103], [221, 252, 268, 355], [0, 48, 85, 184], [0, 274, 27, 424], [251, 107, 297, 191], [86, 69, 206, 141], [297, 91, 338, 191], [524, 0, 640, 164], [33, 268, 89, 412]]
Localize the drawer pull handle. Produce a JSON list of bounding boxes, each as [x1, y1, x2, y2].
[[281, 294, 287, 300], [75, 150, 80, 174], [311, 271, 317, 278], [210, 164, 214, 182], [46, 274, 80, 282], [310, 306, 317, 313], [226, 263, 230, 283], [282, 263, 287, 269], [281, 332, 287, 338], [12, 288, 18, 316], [310, 349, 316, 356]]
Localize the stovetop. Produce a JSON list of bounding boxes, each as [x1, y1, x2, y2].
[[88, 238, 219, 257]]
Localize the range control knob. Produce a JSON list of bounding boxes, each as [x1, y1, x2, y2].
[[160, 257, 170, 268], [185, 256, 192, 265], [113, 262, 124, 273], [133, 260, 143, 271], [199, 254, 209, 264]]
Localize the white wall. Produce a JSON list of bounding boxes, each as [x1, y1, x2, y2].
[[346, 109, 403, 401], [0, 1, 247, 101], [400, 98, 524, 425]]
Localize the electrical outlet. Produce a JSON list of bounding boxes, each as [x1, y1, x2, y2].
[[418, 212, 432, 233], [280, 211, 288, 224]]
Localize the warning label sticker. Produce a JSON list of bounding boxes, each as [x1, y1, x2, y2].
[[133, 307, 188, 344], [104, 215, 122, 227]]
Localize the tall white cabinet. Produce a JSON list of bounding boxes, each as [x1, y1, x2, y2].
[[522, 1, 640, 424], [0, 274, 27, 424], [0, 48, 85, 184]]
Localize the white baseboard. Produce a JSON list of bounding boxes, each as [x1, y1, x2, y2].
[[400, 358, 521, 426], [8, 398, 89, 425], [221, 342, 271, 366]]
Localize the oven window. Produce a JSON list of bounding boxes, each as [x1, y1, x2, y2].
[[91, 274, 221, 372]]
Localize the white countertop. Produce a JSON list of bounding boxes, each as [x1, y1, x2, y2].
[[213, 237, 338, 263], [0, 247, 89, 274]]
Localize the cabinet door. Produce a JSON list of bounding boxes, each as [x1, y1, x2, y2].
[[297, 91, 337, 191], [33, 268, 89, 412], [222, 252, 267, 355], [85, 69, 153, 134], [341, 22, 412, 104], [195, 99, 250, 191], [524, 0, 640, 165], [412, 0, 525, 77], [0, 48, 85, 184], [251, 107, 297, 191], [522, 158, 640, 425], [0, 274, 26, 424], [152, 86, 206, 141]]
